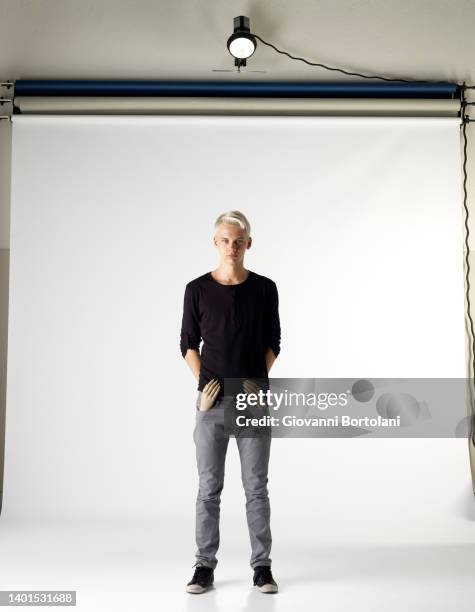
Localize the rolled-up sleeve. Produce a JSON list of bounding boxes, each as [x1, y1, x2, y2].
[[265, 280, 281, 358], [180, 283, 202, 358]]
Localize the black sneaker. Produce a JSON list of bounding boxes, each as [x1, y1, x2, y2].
[[253, 565, 278, 593], [186, 565, 214, 594]]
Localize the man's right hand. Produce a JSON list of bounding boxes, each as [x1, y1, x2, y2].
[[200, 379, 221, 411]]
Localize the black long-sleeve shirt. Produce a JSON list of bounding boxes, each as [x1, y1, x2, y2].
[[180, 270, 281, 396]]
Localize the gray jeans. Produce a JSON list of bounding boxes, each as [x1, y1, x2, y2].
[[193, 390, 272, 569]]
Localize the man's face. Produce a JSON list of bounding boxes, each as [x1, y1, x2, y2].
[[213, 223, 251, 265]]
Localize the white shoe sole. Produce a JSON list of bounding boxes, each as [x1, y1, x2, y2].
[[186, 584, 213, 594], [257, 583, 278, 593]]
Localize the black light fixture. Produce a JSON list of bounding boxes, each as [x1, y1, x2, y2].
[[226, 16, 257, 69]]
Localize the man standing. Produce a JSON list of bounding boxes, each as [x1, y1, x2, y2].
[[180, 210, 281, 594]]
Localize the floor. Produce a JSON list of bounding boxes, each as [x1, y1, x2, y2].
[[0, 517, 474, 611]]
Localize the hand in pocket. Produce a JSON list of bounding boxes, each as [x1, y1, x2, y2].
[[200, 379, 221, 411], [243, 378, 268, 408]]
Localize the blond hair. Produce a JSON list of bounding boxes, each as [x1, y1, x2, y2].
[[214, 210, 251, 237]]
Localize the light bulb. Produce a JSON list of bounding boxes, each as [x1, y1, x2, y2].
[[229, 36, 256, 59]]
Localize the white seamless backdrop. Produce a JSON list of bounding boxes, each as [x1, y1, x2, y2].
[[3, 115, 471, 544]]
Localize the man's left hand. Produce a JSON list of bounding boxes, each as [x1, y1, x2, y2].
[[242, 379, 268, 408]]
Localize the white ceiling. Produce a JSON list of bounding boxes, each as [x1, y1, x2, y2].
[[0, 0, 474, 85]]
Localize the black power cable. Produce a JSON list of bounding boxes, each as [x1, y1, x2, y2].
[[254, 34, 462, 85], [460, 87, 475, 445]]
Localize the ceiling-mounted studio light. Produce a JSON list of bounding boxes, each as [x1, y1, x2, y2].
[[227, 16, 257, 69]]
